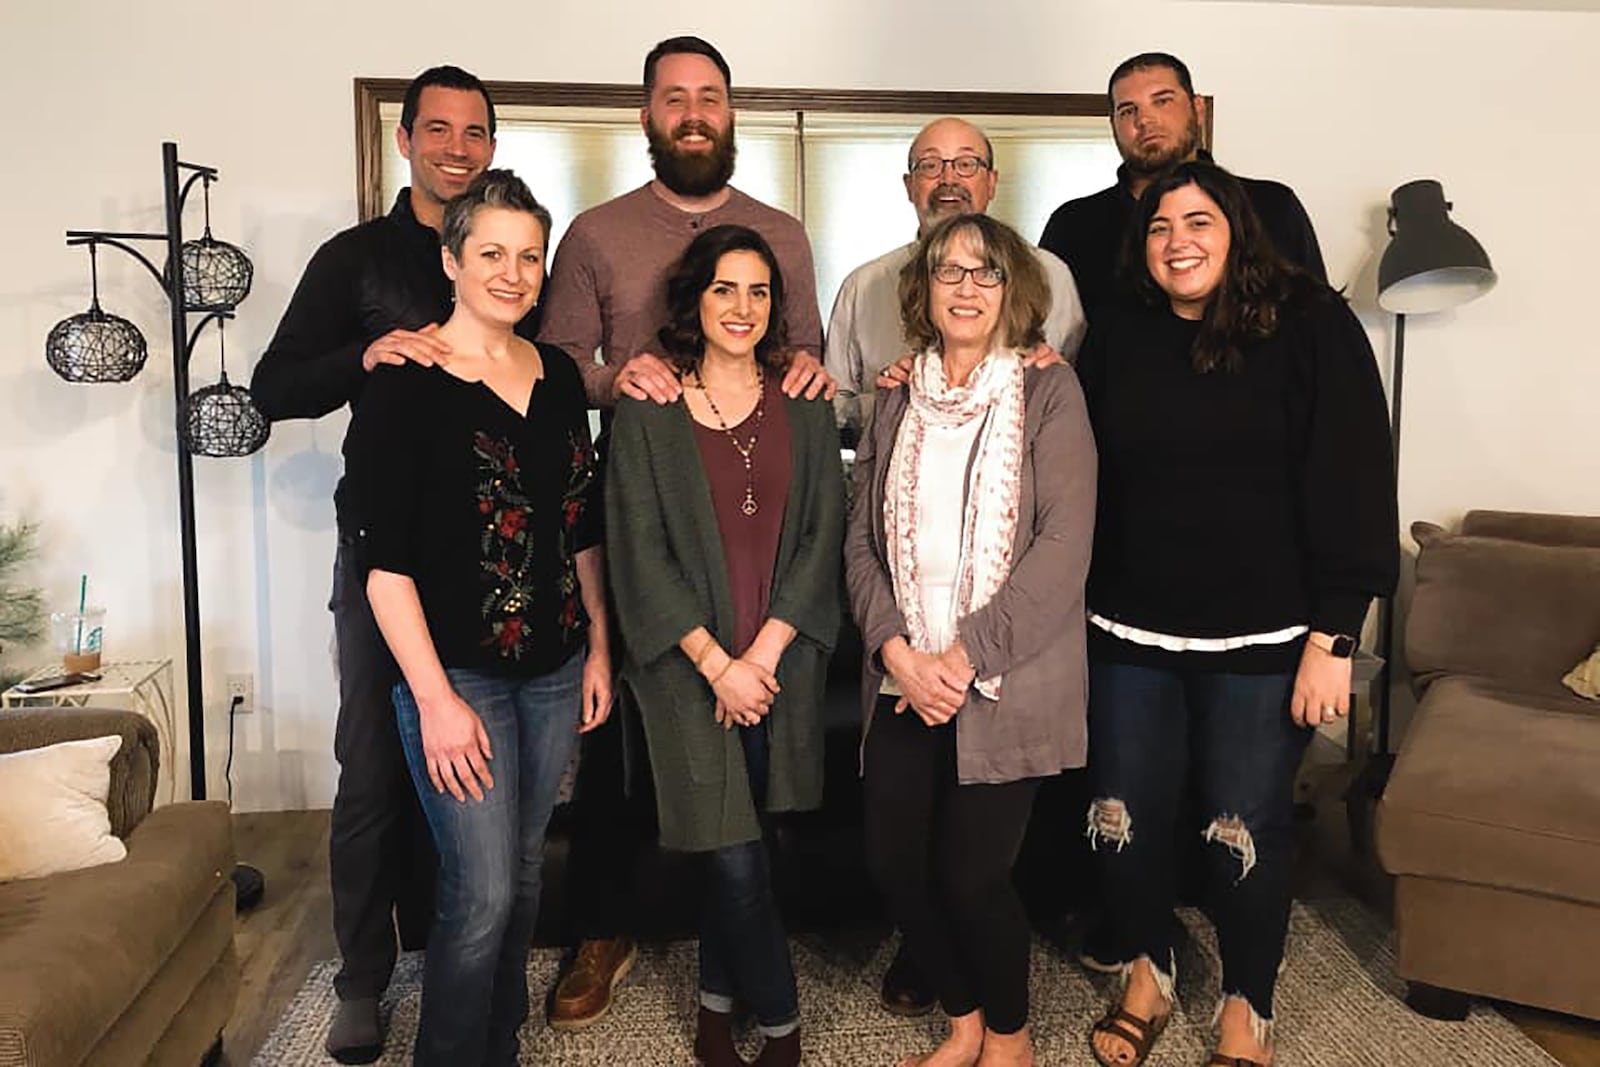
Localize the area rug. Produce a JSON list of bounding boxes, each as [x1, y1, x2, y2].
[[253, 899, 1557, 1065]]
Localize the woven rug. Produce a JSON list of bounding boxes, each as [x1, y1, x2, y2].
[[253, 899, 1557, 1065]]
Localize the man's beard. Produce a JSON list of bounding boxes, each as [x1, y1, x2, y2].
[[921, 182, 975, 225], [647, 116, 738, 197], [1123, 111, 1202, 177]]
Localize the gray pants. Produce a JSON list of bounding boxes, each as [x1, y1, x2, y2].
[[329, 539, 436, 1000]]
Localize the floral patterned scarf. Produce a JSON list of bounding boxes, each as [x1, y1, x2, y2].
[[883, 348, 1025, 700]]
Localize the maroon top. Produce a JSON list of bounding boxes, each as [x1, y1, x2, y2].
[[691, 374, 793, 655]]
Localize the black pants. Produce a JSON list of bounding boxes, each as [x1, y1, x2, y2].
[[329, 540, 436, 1000], [561, 684, 657, 941], [863, 698, 1041, 1035]]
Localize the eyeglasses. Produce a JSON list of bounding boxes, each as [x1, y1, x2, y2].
[[931, 264, 1005, 288], [909, 155, 991, 180]]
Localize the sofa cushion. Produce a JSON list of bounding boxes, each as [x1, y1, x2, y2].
[[0, 707, 158, 838], [0, 735, 126, 881], [0, 801, 233, 1066], [1378, 675, 1600, 905], [1407, 523, 1600, 692]]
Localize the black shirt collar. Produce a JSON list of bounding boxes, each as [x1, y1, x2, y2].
[[1116, 148, 1218, 200], [388, 188, 439, 241]]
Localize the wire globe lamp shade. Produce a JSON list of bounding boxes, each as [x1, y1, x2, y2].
[[1378, 180, 1496, 315], [183, 371, 270, 457], [178, 235, 254, 311], [45, 307, 149, 383]]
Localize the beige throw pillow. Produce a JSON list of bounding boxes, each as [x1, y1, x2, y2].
[[0, 734, 127, 881], [1565, 644, 1600, 700]]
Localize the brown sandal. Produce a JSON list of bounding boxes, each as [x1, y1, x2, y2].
[[1088, 1003, 1170, 1067], [1208, 1056, 1268, 1066]]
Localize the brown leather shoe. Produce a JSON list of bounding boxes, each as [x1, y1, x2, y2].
[[548, 936, 638, 1031]]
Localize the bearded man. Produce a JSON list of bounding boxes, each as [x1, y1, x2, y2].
[[535, 34, 830, 1032], [1039, 52, 1327, 322]]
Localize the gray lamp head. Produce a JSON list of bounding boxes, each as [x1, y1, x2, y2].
[[1377, 180, 1496, 314]]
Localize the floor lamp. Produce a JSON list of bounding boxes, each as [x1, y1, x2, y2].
[[1373, 179, 1496, 758]]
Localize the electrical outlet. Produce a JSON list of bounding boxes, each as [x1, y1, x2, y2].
[[226, 673, 254, 713]]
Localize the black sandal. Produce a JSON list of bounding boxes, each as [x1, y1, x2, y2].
[[1088, 1003, 1170, 1067]]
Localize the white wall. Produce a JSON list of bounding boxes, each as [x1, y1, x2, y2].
[[2, 0, 1595, 811]]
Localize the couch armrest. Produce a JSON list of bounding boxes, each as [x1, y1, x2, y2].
[[1407, 521, 1600, 693], [0, 707, 158, 837]]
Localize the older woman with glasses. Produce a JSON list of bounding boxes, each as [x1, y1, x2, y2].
[[846, 213, 1097, 1067]]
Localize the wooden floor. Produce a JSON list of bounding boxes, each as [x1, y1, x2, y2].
[[222, 807, 1600, 1066]]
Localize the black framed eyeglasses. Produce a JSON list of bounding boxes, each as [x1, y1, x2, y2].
[[931, 264, 1005, 288], [909, 155, 991, 180]]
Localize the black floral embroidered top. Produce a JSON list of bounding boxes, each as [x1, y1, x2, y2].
[[342, 344, 600, 678]]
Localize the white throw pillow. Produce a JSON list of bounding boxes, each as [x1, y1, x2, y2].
[[0, 734, 128, 881]]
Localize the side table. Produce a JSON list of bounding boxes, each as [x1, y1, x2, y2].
[[2, 659, 179, 804]]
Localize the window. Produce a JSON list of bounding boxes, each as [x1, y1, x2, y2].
[[357, 80, 1209, 323]]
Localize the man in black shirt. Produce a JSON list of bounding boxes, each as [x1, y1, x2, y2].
[[1039, 52, 1326, 322], [250, 65, 526, 1065]]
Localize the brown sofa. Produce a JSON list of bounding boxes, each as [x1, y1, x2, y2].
[[0, 707, 239, 1066], [1376, 510, 1600, 1020]]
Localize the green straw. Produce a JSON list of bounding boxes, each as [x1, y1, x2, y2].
[[75, 574, 87, 655]]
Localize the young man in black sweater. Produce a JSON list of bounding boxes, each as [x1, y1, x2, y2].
[[250, 65, 531, 1065], [1039, 52, 1326, 323]]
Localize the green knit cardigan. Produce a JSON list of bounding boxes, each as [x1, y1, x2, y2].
[[605, 391, 844, 851]]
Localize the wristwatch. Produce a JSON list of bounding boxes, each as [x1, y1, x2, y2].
[[1310, 631, 1357, 658]]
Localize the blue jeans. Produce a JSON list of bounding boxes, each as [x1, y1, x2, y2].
[[1086, 658, 1311, 1022], [696, 723, 800, 1036], [394, 652, 583, 1066]]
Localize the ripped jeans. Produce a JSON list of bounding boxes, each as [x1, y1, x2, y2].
[[1085, 658, 1311, 1024]]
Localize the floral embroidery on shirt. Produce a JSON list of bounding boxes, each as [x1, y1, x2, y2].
[[473, 428, 597, 660]]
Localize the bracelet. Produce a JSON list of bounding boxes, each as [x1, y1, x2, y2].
[[710, 658, 735, 685], [691, 635, 721, 670]]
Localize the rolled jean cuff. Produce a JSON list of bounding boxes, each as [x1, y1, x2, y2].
[[757, 1014, 800, 1039], [699, 990, 735, 1015]]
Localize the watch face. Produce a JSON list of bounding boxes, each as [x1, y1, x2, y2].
[[1331, 634, 1357, 658]]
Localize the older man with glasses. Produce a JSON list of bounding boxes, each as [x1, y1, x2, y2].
[[824, 116, 1085, 440]]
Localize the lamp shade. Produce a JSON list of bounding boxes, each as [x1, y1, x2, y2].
[[1377, 180, 1495, 315]]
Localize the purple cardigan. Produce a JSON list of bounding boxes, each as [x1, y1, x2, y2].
[[844, 365, 1097, 784]]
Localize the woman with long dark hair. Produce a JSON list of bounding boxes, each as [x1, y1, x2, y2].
[[606, 224, 844, 1067], [1079, 161, 1397, 1067]]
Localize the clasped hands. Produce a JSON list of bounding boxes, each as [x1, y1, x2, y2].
[[696, 642, 781, 730], [881, 636, 976, 726]]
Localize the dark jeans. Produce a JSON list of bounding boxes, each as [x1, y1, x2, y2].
[[1087, 658, 1312, 1021], [698, 723, 800, 1035], [329, 541, 436, 1000], [863, 698, 1041, 1035], [395, 653, 584, 1067]]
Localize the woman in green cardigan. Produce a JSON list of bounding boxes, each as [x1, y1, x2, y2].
[[606, 224, 844, 1067]]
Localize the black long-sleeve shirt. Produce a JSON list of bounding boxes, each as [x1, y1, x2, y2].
[[249, 189, 538, 530], [341, 349, 600, 677], [1075, 289, 1397, 673], [1040, 152, 1326, 325]]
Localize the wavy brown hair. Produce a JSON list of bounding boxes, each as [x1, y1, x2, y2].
[[898, 213, 1049, 354], [1124, 160, 1324, 374], [656, 224, 789, 376]]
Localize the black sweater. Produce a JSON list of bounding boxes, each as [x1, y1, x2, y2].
[[1040, 154, 1326, 325], [341, 348, 600, 678], [1076, 290, 1397, 672], [249, 189, 539, 531]]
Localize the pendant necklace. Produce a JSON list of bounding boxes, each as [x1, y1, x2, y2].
[[695, 365, 766, 517]]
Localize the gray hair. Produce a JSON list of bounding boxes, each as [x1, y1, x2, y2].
[[440, 169, 552, 260]]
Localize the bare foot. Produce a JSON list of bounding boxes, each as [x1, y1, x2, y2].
[[1090, 959, 1170, 1066], [896, 1009, 983, 1067], [1214, 997, 1273, 1065], [976, 1024, 1033, 1066]]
